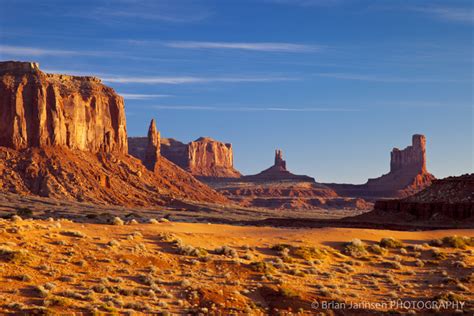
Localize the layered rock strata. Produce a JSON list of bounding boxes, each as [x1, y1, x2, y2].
[[0, 61, 127, 153]]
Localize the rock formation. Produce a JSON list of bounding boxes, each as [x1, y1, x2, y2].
[[372, 174, 473, 220], [203, 149, 370, 210], [243, 149, 314, 182], [326, 135, 435, 199], [150, 137, 241, 178], [390, 134, 427, 174], [0, 61, 127, 153], [129, 136, 241, 178], [143, 119, 160, 171], [0, 61, 229, 206]]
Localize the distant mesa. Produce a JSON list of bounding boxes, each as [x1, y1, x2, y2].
[[242, 149, 314, 182], [129, 134, 241, 178], [326, 134, 435, 199]]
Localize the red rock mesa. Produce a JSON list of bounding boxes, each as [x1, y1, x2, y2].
[[0, 61, 127, 153], [326, 134, 435, 199], [0, 61, 228, 205]]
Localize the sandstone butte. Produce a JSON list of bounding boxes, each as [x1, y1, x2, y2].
[[0, 61, 228, 206], [0, 61, 127, 153], [326, 134, 436, 199], [242, 149, 315, 182], [129, 133, 242, 179]]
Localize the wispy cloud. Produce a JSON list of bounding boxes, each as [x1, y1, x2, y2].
[[103, 75, 298, 84], [0, 45, 84, 57], [165, 41, 322, 53], [153, 105, 358, 112], [371, 4, 474, 24], [120, 93, 172, 100], [315, 73, 467, 83], [265, 0, 342, 7], [412, 6, 474, 24]]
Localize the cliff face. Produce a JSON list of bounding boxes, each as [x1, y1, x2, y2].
[[159, 137, 241, 178], [326, 135, 435, 199], [390, 134, 426, 174], [0, 62, 229, 206], [0, 61, 127, 154], [373, 174, 474, 220]]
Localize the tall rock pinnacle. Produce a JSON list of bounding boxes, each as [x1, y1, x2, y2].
[[144, 119, 160, 171], [274, 149, 287, 170]]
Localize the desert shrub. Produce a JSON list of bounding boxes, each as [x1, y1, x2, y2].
[[434, 291, 464, 303], [214, 246, 238, 258], [43, 283, 56, 291], [34, 285, 49, 298], [441, 236, 474, 249], [107, 239, 120, 247], [383, 261, 402, 269], [148, 218, 159, 224], [10, 215, 23, 222], [137, 274, 156, 286], [430, 239, 443, 247], [43, 296, 70, 307], [177, 244, 208, 258], [181, 279, 191, 287], [271, 244, 292, 252], [279, 286, 301, 299], [415, 259, 424, 267], [15, 274, 32, 282], [250, 261, 272, 273], [127, 219, 138, 225], [380, 237, 403, 249], [112, 217, 124, 226], [368, 244, 388, 255], [293, 246, 327, 260], [343, 239, 367, 258], [61, 230, 86, 238], [431, 249, 447, 260], [0, 247, 30, 263]]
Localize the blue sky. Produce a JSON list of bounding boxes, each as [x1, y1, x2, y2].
[[0, 0, 472, 183]]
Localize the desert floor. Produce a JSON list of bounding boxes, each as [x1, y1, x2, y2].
[[0, 217, 472, 315]]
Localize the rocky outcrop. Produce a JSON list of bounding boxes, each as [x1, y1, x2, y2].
[[243, 149, 314, 182], [0, 61, 127, 154], [326, 135, 435, 199], [159, 137, 241, 178], [143, 119, 160, 171], [0, 61, 229, 206], [373, 174, 473, 220], [0, 146, 229, 206]]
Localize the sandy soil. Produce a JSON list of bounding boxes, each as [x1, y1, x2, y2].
[[0, 217, 472, 314]]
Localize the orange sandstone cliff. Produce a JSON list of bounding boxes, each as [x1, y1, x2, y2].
[[0, 61, 228, 206], [0, 61, 127, 153]]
